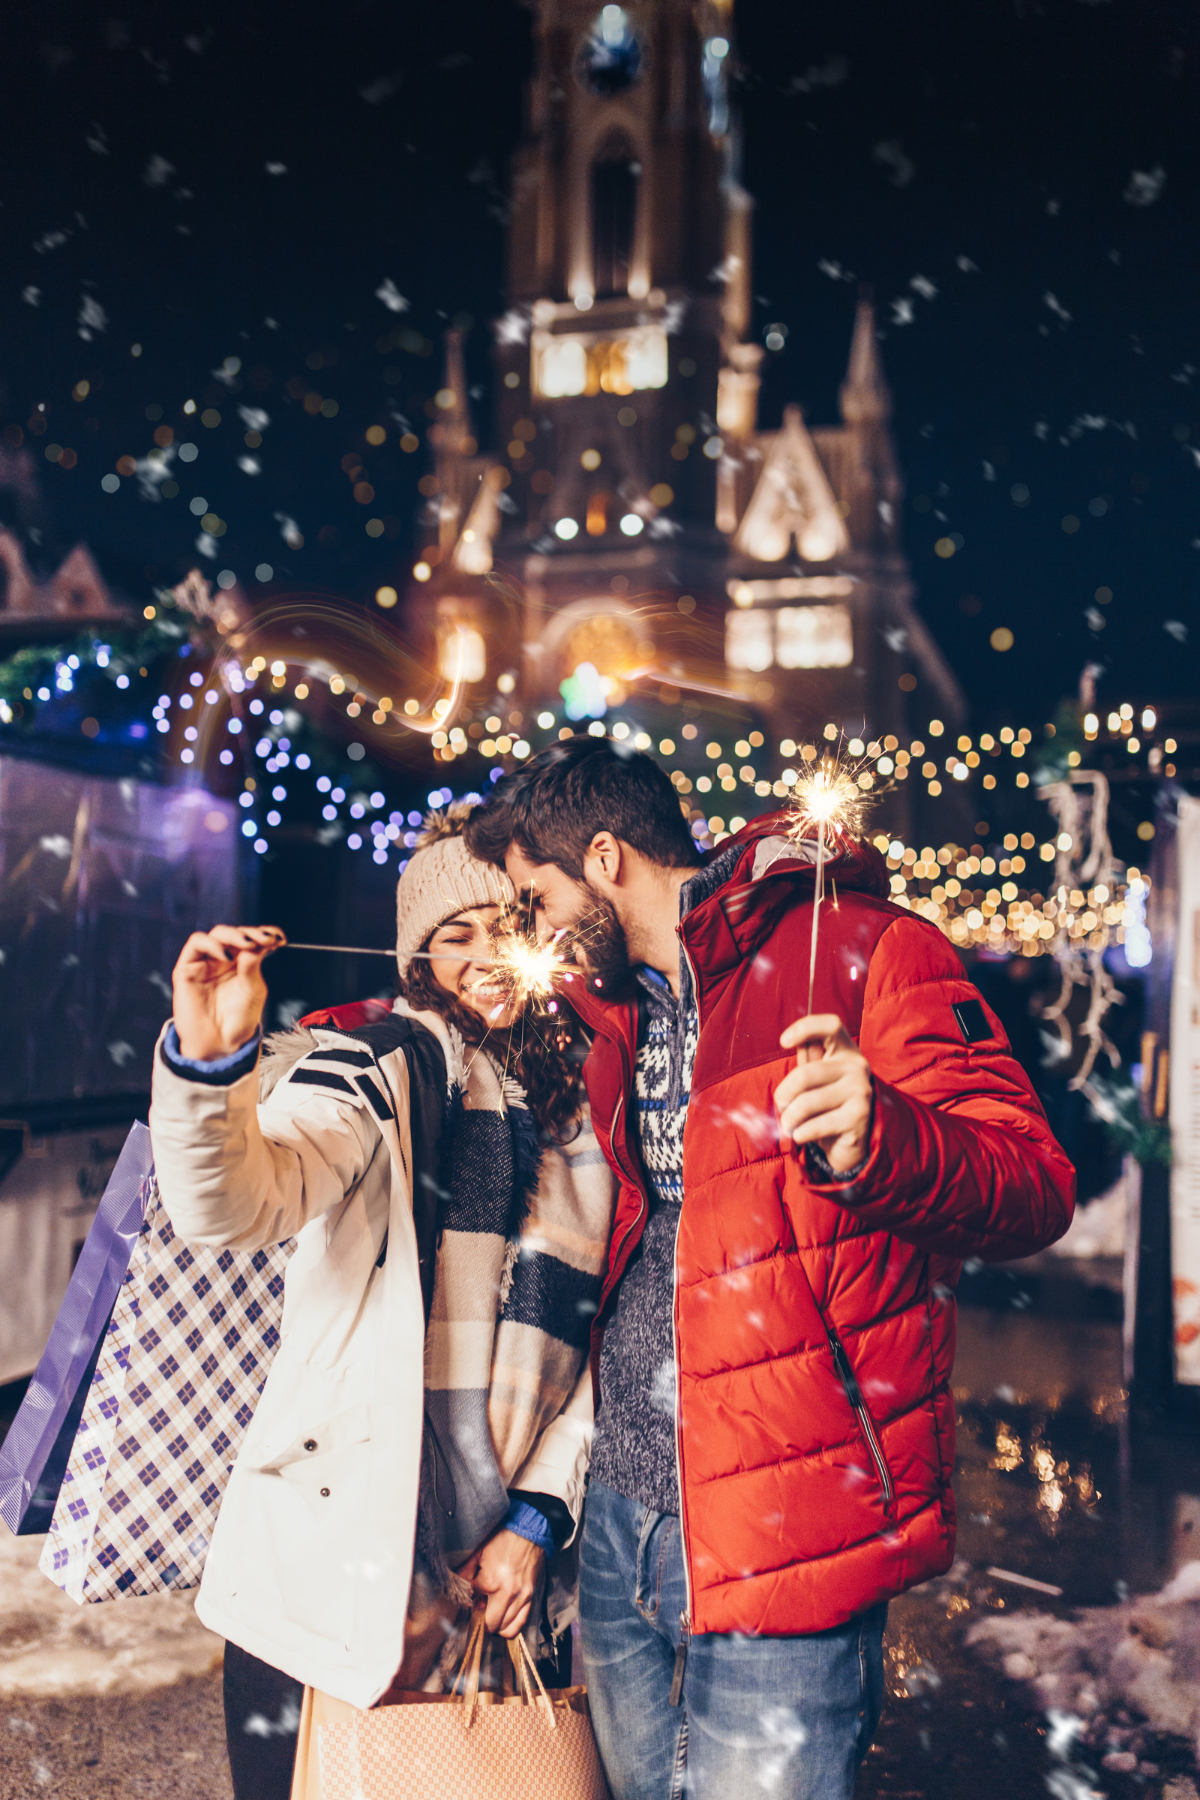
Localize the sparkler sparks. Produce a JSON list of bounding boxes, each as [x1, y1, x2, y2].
[[787, 753, 873, 1009], [482, 923, 570, 1014], [788, 758, 867, 844]]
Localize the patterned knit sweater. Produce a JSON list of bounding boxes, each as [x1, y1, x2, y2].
[[588, 845, 741, 1515]]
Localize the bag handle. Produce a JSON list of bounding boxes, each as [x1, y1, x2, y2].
[[453, 1610, 556, 1731], [457, 1610, 487, 1726], [507, 1633, 556, 1730]]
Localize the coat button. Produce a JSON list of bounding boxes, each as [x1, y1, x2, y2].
[[320, 1487, 330, 1497], [304, 1439, 317, 1452]]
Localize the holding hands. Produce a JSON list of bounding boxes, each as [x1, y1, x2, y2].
[[171, 924, 286, 1061], [774, 1014, 874, 1174]]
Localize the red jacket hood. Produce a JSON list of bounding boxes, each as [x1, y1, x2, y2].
[[699, 808, 891, 900]]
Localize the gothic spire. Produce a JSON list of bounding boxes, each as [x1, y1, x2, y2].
[[839, 294, 892, 426], [432, 329, 475, 460]]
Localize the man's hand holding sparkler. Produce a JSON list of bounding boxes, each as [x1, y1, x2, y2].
[[172, 924, 286, 1060], [775, 1015, 874, 1173]]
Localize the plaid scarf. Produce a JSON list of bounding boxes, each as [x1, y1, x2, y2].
[[410, 1012, 613, 1563]]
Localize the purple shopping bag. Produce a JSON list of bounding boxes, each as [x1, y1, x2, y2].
[[0, 1121, 153, 1535]]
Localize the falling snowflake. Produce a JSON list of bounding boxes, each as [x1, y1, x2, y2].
[[1164, 620, 1188, 642], [22, 285, 41, 307], [78, 294, 108, 341], [359, 70, 402, 105], [890, 297, 915, 326], [143, 153, 175, 187], [874, 139, 914, 187], [238, 405, 270, 432], [910, 274, 938, 300], [707, 253, 743, 287], [134, 448, 175, 500], [1044, 292, 1072, 323], [785, 53, 848, 94], [494, 307, 531, 345], [1124, 165, 1165, 207], [375, 278, 409, 313]]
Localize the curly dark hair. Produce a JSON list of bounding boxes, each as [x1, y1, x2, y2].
[[398, 949, 587, 1144]]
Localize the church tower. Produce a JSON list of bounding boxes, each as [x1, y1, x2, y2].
[[411, 0, 963, 743]]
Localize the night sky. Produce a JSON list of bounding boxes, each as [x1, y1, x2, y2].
[[2, 0, 1198, 730]]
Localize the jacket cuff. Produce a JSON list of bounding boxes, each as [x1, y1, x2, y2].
[[805, 1142, 869, 1185], [503, 1497, 557, 1555], [161, 1023, 261, 1085], [802, 1084, 876, 1187], [803, 1076, 919, 1206]]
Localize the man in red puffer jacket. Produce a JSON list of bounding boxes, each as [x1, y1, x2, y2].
[[465, 737, 1074, 1800]]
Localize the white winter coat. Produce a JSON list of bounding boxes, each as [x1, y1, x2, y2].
[[148, 1013, 593, 1708]]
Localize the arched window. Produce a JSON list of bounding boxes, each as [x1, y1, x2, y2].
[[591, 144, 638, 298]]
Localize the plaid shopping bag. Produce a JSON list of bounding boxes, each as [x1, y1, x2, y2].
[[0, 1122, 153, 1536], [39, 1173, 294, 1603]]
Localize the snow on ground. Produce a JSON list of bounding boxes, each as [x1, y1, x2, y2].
[[967, 1561, 1200, 1778], [0, 1523, 223, 1696], [1044, 1167, 1128, 1260]]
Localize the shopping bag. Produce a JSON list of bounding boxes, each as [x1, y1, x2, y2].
[[0, 1122, 154, 1535], [39, 1169, 294, 1602], [312, 1614, 611, 1800]]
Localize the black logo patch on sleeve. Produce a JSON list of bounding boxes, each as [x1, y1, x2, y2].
[[952, 999, 992, 1045]]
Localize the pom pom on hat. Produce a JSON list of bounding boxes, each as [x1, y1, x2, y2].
[[395, 802, 514, 976], [411, 800, 476, 849]]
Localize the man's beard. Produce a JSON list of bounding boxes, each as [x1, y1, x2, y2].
[[566, 886, 637, 998]]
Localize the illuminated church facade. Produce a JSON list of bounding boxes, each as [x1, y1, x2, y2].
[[410, 0, 963, 741]]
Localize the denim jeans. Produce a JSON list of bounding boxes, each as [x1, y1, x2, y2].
[[579, 1480, 887, 1800]]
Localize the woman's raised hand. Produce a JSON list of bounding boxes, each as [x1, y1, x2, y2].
[[171, 925, 286, 1061]]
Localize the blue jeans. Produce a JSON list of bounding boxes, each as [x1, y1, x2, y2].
[[579, 1480, 886, 1800]]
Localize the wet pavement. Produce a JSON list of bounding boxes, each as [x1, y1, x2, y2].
[[858, 1259, 1200, 1800], [3, 1257, 1199, 1798]]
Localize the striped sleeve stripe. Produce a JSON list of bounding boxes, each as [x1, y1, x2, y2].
[[288, 1067, 357, 1097], [308, 1046, 375, 1068], [355, 1071, 395, 1122]]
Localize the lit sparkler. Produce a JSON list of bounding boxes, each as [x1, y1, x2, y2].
[[788, 756, 868, 1010], [479, 923, 570, 1015]]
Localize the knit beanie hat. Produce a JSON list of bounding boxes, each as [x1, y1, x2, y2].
[[395, 802, 514, 977]]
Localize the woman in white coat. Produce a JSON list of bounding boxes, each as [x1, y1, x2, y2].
[[149, 808, 615, 1800]]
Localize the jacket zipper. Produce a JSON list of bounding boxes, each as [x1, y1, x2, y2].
[[826, 1325, 895, 1510], [670, 928, 701, 1699], [603, 1090, 648, 1290], [669, 1198, 691, 1702]]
